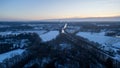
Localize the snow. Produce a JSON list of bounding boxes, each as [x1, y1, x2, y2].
[[76, 32, 120, 61], [20, 30, 47, 35], [59, 43, 71, 50], [40, 31, 59, 42], [0, 31, 13, 35], [0, 25, 10, 28], [20, 39, 29, 48], [116, 36, 120, 38], [0, 49, 25, 62], [112, 42, 120, 49], [77, 32, 108, 44], [0, 30, 47, 36], [76, 32, 120, 48], [113, 54, 120, 61]]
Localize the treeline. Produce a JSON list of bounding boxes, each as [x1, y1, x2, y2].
[[0, 25, 33, 32], [0, 33, 41, 54], [0, 33, 116, 68]]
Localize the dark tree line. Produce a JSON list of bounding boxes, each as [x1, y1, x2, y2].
[[0, 33, 119, 68], [0, 33, 41, 54]]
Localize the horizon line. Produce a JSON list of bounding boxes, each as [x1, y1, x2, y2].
[[0, 15, 120, 22]]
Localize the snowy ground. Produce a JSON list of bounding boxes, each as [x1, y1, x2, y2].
[[76, 32, 120, 61], [0, 30, 47, 36], [59, 43, 72, 50], [76, 32, 120, 49], [0, 49, 25, 62], [40, 31, 59, 42], [0, 30, 60, 42]]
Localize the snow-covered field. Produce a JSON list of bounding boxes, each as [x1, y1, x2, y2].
[[40, 31, 59, 42], [77, 32, 120, 61], [0, 30, 47, 36], [0, 30, 60, 42], [76, 32, 120, 49], [0, 49, 25, 62]]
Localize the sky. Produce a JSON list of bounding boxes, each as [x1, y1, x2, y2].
[[0, 0, 120, 21]]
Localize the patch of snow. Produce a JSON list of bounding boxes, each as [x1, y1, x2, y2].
[[97, 24, 110, 27], [66, 29, 75, 33], [0, 30, 47, 36], [59, 43, 71, 50], [116, 36, 120, 38], [20, 30, 47, 35], [0, 25, 10, 28], [77, 32, 108, 45], [76, 32, 120, 48], [40, 31, 59, 42], [112, 42, 120, 49], [0, 49, 25, 62], [42, 57, 51, 64], [20, 39, 29, 48], [113, 54, 120, 61], [34, 27, 43, 29], [0, 31, 12, 35], [76, 32, 120, 61]]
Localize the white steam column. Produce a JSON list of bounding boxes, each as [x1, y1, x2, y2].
[[61, 23, 67, 33]]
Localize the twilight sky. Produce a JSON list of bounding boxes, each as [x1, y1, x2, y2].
[[0, 0, 120, 21]]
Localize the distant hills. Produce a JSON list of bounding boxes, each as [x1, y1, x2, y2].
[[43, 16, 120, 22], [0, 16, 120, 22]]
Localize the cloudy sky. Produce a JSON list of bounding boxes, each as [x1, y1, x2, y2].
[[0, 0, 120, 21]]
